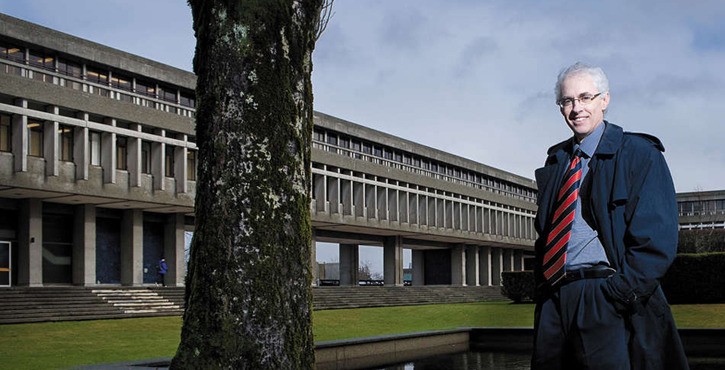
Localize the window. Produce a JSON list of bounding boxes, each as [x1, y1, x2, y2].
[[141, 141, 151, 173], [383, 148, 393, 160], [187, 150, 197, 181], [135, 80, 155, 97], [28, 50, 54, 70], [158, 86, 177, 103], [1, 44, 24, 62], [326, 133, 337, 146], [89, 131, 101, 166], [110, 73, 132, 91], [57, 58, 82, 78], [165, 145, 175, 177], [86, 67, 108, 85], [180, 93, 195, 108], [0, 114, 11, 152], [59, 125, 73, 162], [116, 137, 127, 170], [28, 121, 43, 157]]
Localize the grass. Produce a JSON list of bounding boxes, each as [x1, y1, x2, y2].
[[1, 302, 723, 369], [313, 301, 534, 341]]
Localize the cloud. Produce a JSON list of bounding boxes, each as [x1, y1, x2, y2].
[[3, 0, 724, 193]]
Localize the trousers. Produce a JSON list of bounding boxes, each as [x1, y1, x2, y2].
[[532, 277, 630, 370]]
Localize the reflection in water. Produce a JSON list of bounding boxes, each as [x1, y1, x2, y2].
[[371, 351, 725, 370], [372, 350, 530, 370]]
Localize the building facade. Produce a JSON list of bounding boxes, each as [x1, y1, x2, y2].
[[0, 14, 196, 287], [0, 14, 541, 289], [677, 190, 725, 230]]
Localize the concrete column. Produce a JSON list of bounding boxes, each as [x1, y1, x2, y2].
[[164, 213, 186, 286], [152, 138, 165, 191], [73, 204, 96, 286], [383, 236, 404, 286], [450, 244, 466, 286], [44, 106, 59, 177], [339, 243, 359, 286], [174, 141, 187, 193], [503, 249, 514, 272], [465, 245, 480, 287], [12, 98, 28, 172], [310, 229, 317, 286], [412, 249, 425, 286], [491, 247, 503, 286], [74, 113, 89, 180], [121, 209, 143, 286], [478, 246, 491, 286], [101, 118, 116, 184], [513, 250, 524, 271], [313, 173, 326, 213], [17, 199, 43, 286], [128, 124, 142, 187]]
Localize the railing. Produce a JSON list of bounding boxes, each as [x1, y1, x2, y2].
[[312, 141, 537, 204], [317, 280, 413, 286], [0, 58, 195, 119]]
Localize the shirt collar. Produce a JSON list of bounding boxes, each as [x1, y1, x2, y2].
[[573, 121, 605, 158]]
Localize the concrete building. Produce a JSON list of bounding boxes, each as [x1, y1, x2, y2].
[[677, 190, 725, 230], [0, 13, 537, 289], [0, 14, 196, 288]]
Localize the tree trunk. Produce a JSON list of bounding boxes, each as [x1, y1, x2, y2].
[[171, 1, 322, 368]]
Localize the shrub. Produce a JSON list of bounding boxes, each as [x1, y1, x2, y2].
[[501, 271, 535, 303], [678, 229, 725, 253], [661, 253, 725, 304]]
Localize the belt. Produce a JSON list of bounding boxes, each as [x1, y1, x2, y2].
[[561, 265, 616, 284]]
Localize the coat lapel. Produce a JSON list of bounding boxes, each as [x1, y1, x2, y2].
[[535, 142, 572, 232]]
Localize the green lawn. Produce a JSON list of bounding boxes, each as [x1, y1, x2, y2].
[[1, 302, 723, 370]]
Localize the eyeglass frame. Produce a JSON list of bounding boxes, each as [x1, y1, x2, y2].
[[556, 92, 605, 109]]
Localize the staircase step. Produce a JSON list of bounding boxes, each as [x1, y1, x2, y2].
[[0, 285, 507, 323]]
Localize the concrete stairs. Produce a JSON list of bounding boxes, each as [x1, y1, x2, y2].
[[92, 289, 183, 315], [0, 285, 506, 324], [311, 285, 506, 310], [0, 287, 185, 324]]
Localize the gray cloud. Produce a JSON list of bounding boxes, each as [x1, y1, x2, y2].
[[2, 0, 724, 195]]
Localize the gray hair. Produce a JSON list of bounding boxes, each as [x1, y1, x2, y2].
[[555, 62, 609, 102]]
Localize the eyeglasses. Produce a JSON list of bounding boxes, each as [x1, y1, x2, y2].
[[557, 92, 604, 108]]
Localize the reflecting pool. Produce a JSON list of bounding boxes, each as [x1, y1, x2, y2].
[[370, 350, 530, 370], [369, 350, 725, 370]]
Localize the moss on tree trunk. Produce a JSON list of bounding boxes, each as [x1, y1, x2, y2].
[[171, 1, 322, 368]]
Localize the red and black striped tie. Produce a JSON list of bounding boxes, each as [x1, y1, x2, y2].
[[543, 150, 583, 286]]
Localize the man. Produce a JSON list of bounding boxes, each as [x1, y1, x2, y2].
[[157, 257, 168, 287], [531, 62, 688, 369]]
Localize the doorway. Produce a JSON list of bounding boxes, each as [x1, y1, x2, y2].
[[0, 241, 10, 287]]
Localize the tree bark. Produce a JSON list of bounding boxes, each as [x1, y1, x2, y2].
[[171, 1, 322, 368]]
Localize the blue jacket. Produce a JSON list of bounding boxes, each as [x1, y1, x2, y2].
[[159, 260, 169, 275], [534, 122, 688, 370]]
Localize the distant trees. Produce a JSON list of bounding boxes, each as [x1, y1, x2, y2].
[[358, 260, 383, 281]]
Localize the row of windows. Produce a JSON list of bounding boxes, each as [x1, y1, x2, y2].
[[312, 170, 536, 240], [313, 127, 538, 203], [0, 41, 195, 111], [678, 199, 725, 216], [0, 113, 196, 180]]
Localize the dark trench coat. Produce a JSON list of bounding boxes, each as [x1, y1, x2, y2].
[[533, 122, 689, 370]]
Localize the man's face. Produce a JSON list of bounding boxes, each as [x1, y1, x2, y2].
[[559, 73, 609, 141]]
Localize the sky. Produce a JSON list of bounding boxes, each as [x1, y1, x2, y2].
[[2, 0, 725, 273]]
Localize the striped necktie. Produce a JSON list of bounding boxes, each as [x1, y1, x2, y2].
[[543, 149, 583, 286]]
